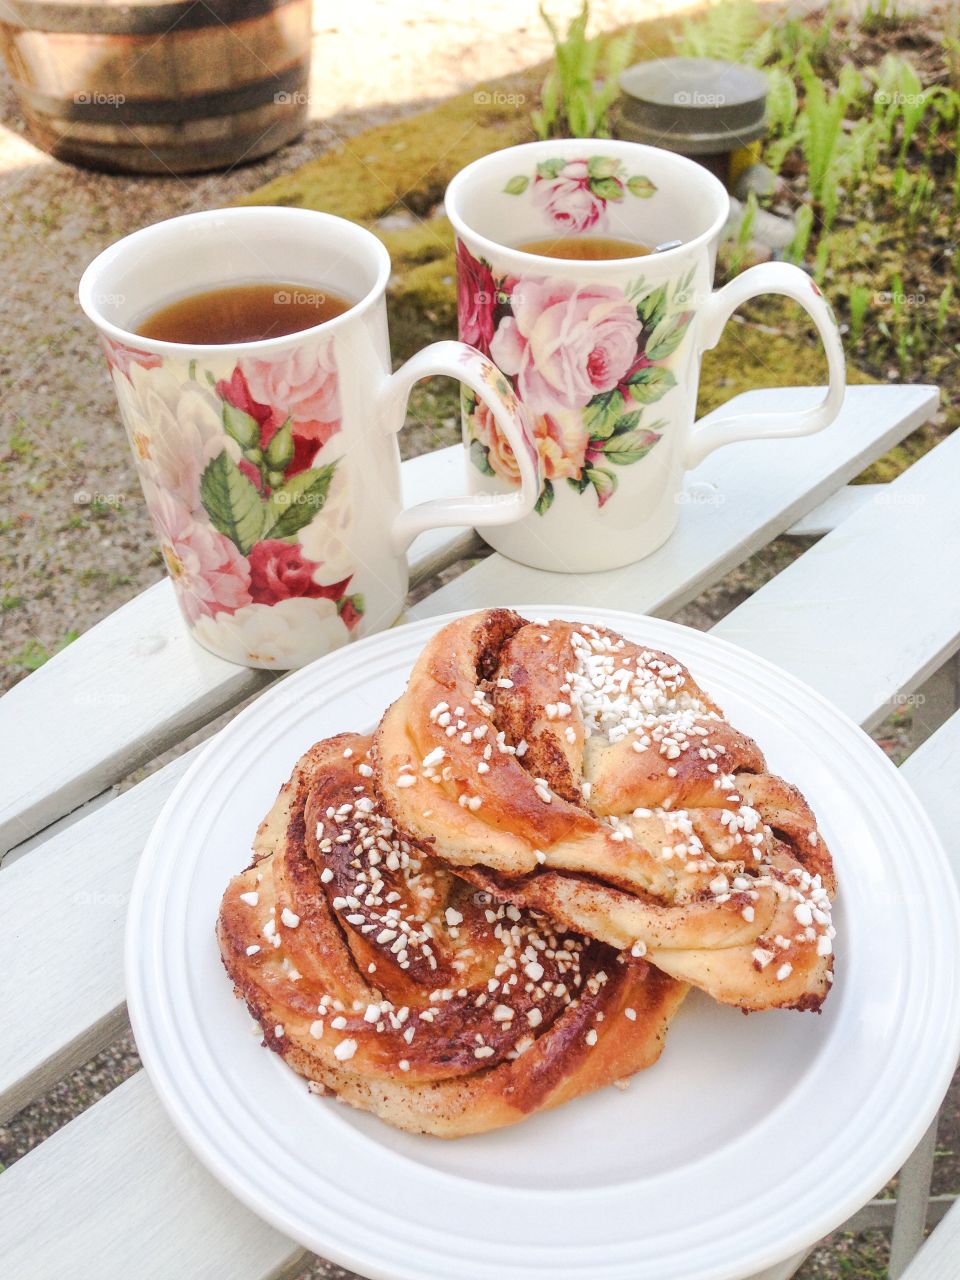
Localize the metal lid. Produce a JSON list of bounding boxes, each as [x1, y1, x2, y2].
[[617, 57, 768, 154]]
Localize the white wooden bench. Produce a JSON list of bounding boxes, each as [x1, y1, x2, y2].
[[1, 384, 956, 1280]]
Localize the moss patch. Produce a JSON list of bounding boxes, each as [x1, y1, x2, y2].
[[699, 320, 873, 415], [240, 69, 542, 222]]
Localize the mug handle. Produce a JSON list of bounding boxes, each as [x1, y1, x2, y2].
[[381, 340, 542, 554], [685, 262, 846, 469]]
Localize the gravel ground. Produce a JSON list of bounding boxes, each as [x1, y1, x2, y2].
[[1, 1, 956, 1276]]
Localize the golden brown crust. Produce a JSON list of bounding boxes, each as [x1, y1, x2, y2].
[[218, 733, 686, 1137], [374, 612, 837, 1012]]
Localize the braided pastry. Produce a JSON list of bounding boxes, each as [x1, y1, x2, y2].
[[218, 733, 686, 1137], [374, 610, 837, 1012]]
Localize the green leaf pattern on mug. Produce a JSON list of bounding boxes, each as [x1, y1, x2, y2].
[[625, 365, 677, 404], [264, 417, 294, 471], [536, 157, 567, 180], [644, 311, 696, 361], [262, 463, 338, 540], [222, 401, 260, 450], [535, 479, 556, 515], [200, 449, 266, 554], [584, 467, 617, 505], [627, 175, 656, 198]]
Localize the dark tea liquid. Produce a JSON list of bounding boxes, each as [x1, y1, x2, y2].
[[136, 282, 353, 344], [515, 236, 652, 260]]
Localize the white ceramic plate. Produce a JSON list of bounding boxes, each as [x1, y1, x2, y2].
[[126, 608, 960, 1280]]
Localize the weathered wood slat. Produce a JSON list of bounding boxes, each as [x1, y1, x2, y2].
[[899, 1194, 960, 1280], [712, 427, 960, 729], [785, 483, 880, 537], [889, 1120, 941, 1278], [899, 706, 960, 872], [845, 1194, 955, 1235], [0, 1073, 304, 1280], [0, 581, 271, 859], [0, 751, 196, 1122]]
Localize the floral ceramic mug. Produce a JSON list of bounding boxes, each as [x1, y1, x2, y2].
[[446, 140, 846, 573], [79, 208, 539, 669]]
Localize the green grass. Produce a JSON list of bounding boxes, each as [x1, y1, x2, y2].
[[801, 1232, 889, 1278], [533, 2, 635, 139], [4, 629, 79, 674], [675, 0, 960, 484], [5, 421, 32, 463]]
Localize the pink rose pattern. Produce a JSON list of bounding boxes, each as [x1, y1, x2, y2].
[[470, 400, 588, 484], [248, 539, 351, 606], [101, 336, 163, 378], [490, 278, 641, 415], [145, 482, 252, 624], [504, 154, 658, 235], [105, 337, 364, 629], [239, 344, 341, 452], [458, 218, 694, 512], [456, 238, 497, 354], [533, 159, 605, 232]]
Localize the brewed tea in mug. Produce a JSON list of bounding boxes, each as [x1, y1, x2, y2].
[[514, 236, 651, 260], [137, 282, 353, 344]]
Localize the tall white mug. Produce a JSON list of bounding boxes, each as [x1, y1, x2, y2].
[[79, 207, 539, 669], [446, 139, 846, 573]]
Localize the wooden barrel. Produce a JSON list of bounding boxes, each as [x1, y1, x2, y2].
[[0, 0, 311, 173]]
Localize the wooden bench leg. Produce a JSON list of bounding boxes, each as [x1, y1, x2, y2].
[[889, 1117, 940, 1278], [910, 654, 960, 750]]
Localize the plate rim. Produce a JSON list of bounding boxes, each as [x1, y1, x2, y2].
[[126, 606, 960, 1280]]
